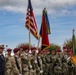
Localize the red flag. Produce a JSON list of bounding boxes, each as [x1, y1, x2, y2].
[[25, 0, 39, 39], [40, 8, 50, 50]]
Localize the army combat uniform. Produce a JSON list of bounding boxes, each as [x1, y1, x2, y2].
[[5, 54, 12, 75], [20, 52, 29, 75], [41, 53, 47, 75], [5, 48, 12, 75], [11, 48, 22, 75]]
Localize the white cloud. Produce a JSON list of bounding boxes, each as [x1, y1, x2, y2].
[[0, 0, 76, 15]]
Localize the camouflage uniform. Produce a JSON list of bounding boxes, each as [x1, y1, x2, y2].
[[67, 51, 74, 75], [29, 52, 42, 75], [50, 50, 58, 75], [5, 48, 13, 75], [45, 54, 51, 75], [37, 54, 43, 75], [11, 48, 22, 75], [29, 47, 42, 75], [11, 55, 22, 75], [5, 54, 12, 75], [28, 53, 36, 75], [30, 54, 37, 75], [20, 52, 29, 75], [53, 58, 62, 75], [41, 54, 47, 75]]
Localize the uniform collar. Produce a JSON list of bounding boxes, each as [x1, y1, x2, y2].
[[14, 55, 19, 58]]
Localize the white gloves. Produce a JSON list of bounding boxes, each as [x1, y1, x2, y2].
[[30, 65, 32, 69], [34, 60, 37, 63], [40, 70, 43, 73]]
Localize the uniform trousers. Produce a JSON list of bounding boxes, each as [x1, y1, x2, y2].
[[0, 72, 5, 75]]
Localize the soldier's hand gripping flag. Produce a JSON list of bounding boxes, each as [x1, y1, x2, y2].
[[39, 8, 51, 50], [25, 0, 39, 39]]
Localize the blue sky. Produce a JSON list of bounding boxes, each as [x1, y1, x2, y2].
[[0, 0, 76, 49]]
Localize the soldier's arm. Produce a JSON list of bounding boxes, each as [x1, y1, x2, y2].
[[11, 57, 20, 75], [20, 54, 28, 60]]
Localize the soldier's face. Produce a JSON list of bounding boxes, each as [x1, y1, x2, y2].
[[63, 49, 67, 52], [20, 48, 23, 52], [52, 51, 55, 55], [15, 51, 19, 55], [0, 48, 4, 53], [47, 52, 50, 54], [8, 51, 11, 55], [25, 49, 28, 53]]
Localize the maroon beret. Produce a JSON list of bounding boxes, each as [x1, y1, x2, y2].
[[7, 48, 12, 52], [23, 46, 29, 50], [13, 48, 19, 53], [67, 49, 72, 53], [56, 49, 61, 52], [63, 46, 67, 49], [31, 47, 36, 50], [37, 50, 41, 55], [45, 50, 50, 53], [20, 46, 24, 49]]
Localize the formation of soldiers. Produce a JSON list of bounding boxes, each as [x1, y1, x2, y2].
[[0, 45, 76, 75]]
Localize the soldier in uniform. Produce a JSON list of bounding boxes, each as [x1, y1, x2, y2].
[[5, 48, 12, 75], [19, 46, 24, 56], [11, 48, 22, 75], [30, 47, 38, 75], [67, 50, 74, 75], [45, 50, 51, 75], [41, 50, 47, 75], [0, 45, 5, 75], [62, 46, 68, 59], [36, 49, 43, 75], [61, 46, 69, 75], [20, 46, 29, 75], [53, 49, 62, 75], [50, 50, 57, 75]]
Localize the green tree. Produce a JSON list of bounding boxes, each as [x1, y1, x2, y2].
[[63, 37, 76, 55], [17, 42, 33, 48], [48, 43, 60, 52], [63, 39, 72, 50]]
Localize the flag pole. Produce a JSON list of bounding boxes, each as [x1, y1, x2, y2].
[[29, 23, 31, 50], [28, 20, 31, 75], [72, 29, 75, 55], [37, 35, 40, 49]]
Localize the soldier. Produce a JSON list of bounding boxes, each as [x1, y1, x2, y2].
[[0, 45, 5, 75], [5, 48, 12, 75], [41, 50, 47, 75], [20, 46, 29, 75], [56, 49, 62, 58], [62, 46, 68, 59], [50, 50, 58, 75], [11, 48, 22, 75], [44, 50, 51, 75], [67, 50, 74, 75], [30, 47, 38, 75], [34, 49, 43, 75], [19, 46, 24, 56], [61, 46, 69, 75]]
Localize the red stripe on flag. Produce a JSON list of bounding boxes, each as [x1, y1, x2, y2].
[[25, 1, 39, 40]]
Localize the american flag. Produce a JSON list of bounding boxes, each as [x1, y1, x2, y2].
[[25, 0, 39, 39]]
